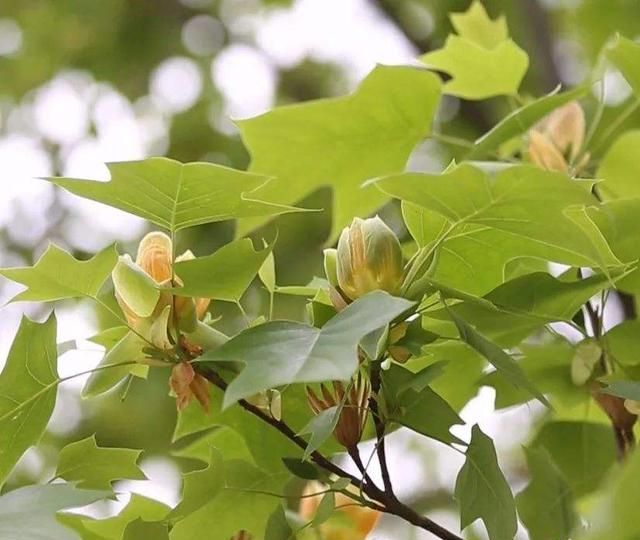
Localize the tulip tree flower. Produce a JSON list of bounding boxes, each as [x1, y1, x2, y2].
[[528, 101, 590, 175], [335, 216, 404, 301]]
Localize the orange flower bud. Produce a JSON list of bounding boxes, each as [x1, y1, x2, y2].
[[306, 374, 370, 450], [169, 361, 210, 412], [136, 232, 173, 284]]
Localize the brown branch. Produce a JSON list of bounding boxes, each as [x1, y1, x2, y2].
[[195, 364, 463, 540], [369, 361, 396, 499]]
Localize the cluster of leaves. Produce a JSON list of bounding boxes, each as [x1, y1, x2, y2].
[[3, 3, 640, 540]]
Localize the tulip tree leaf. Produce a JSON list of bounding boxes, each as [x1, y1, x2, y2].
[[376, 164, 620, 271], [123, 519, 169, 540], [516, 447, 577, 540], [421, 2, 528, 99], [382, 363, 464, 445], [532, 421, 617, 498], [455, 425, 517, 540], [604, 321, 640, 366], [580, 440, 640, 540], [298, 406, 340, 460], [606, 35, 640, 96], [468, 84, 589, 159], [447, 310, 550, 407], [173, 238, 273, 302], [82, 494, 170, 540], [48, 157, 295, 233], [237, 64, 442, 240], [601, 380, 640, 400], [169, 450, 288, 540], [0, 314, 58, 487], [597, 130, 640, 201], [0, 244, 118, 303], [198, 291, 413, 407], [0, 484, 108, 540], [55, 435, 146, 490]]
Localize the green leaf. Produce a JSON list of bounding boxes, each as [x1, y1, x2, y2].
[[606, 34, 640, 96], [0, 244, 117, 303], [48, 157, 294, 232], [483, 339, 586, 410], [382, 364, 464, 445], [298, 406, 340, 460], [0, 314, 58, 486], [455, 425, 517, 540], [377, 164, 620, 271], [532, 421, 617, 497], [448, 310, 550, 407], [82, 331, 146, 398], [605, 320, 640, 366], [123, 519, 169, 540], [421, 3, 528, 99], [516, 447, 577, 540], [173, 238, 273, 302], [237, 64, 441, 240], [169, 450, 288, 540], [441, 271, 616, 347], [468, 84, 589, 159], [449, 1, 507, 49], [198, 291, 413, 407], [83, 494, 170, 540], [0, 484, 108, 540], [282, 458, 320, 480], [55, 435, 146, 490], [597, 130, 640, 200], [581, 439, 640, 540], [312, 492, 335, 526]]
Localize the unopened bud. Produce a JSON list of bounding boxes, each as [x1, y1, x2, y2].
[[169, 361, 210, 412], [306, 374, 370, 449], [336, 217, 403, 301], [545, 102, 585, 162], [323, 248, 339, 288], [528, 101, 589, 174]]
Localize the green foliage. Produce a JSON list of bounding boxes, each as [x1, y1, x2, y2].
[[516, 448, 577, 540], [421, 2, 528, 99], [0, 484, 108, 540], [54, 435, 146, 490], [237, 64, 442, 239], [198, 291, 413, 406], [49, 158, 294, 233], [4, 6, 640, 540], [173, 238, 273, 302], [0, 314, 58, 486], [455, 425, 517, 540], [169, 450, 287, 540], [0, 244, 117, 303], [532, 421, 617, 498]]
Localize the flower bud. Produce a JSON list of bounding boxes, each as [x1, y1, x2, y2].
[[336, 217, 403, 301], [528, 101, 589, 174], [323, 248, 339, 289], [306, 374, 370, 450], [169, 361, 210, 412]]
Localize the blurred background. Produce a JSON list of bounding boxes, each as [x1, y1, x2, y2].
[[1, 0, 640, 538]]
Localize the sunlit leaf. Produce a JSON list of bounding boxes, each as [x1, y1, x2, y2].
[[48, 157, 295, 232], [606, 34, 640, 96], [597, 130, 640, 200], [237, 64, 441, 240], [173, 238, 273, 302], [55, 435, 146, 490], [421, 2, 528, 99], [0, 244, 117, 303], [0, 314, 58, 486]]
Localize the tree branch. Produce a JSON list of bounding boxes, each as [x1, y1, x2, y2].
[[195, 364, 463, 540], [369, 360, 396, 499]]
